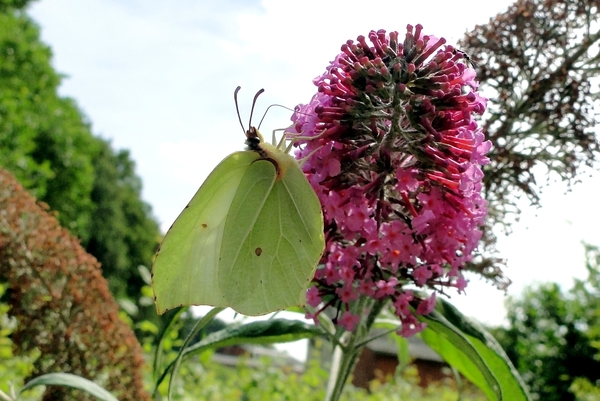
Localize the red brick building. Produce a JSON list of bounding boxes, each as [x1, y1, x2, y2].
[[351, 334, 452, 389]]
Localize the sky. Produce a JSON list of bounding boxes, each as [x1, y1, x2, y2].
[[26, 0, 600, 359]]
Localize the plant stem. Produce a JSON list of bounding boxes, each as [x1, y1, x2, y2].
[[326, 334, 362, 401], [324, 331, 349, 401], [0, 389, 13, 401], [324, 298, 388, 401]]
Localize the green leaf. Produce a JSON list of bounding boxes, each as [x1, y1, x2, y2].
[[152, 307, 188, 381], [185, 318, 322, 353], [18, 373, 119, 401], [168, 307, 224, 400], [137, 265, 152, 285], [154, 318, 322, 389], [418, 297, 530, 401]]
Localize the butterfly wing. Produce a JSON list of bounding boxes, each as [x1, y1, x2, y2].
[[219, 156, 325, 315], [151, 151, 260, 314]]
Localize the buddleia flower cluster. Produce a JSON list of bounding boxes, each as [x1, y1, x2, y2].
[[288, 25, 490, 336]]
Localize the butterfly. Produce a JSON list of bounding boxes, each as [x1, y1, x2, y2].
[[152, 87, 325, 316]]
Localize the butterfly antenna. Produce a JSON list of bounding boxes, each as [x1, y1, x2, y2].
[[249, 88, 265, 129], [257, 103, 296, 130], [234, 86, 245, 134]]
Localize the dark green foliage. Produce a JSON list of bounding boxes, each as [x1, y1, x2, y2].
[[0, 0, 32, 12], [491, 244, 600, 401], [0, 8, 161, 325], [87, 140, 160, 302], [0, 11, 87, 207], [0, 9, 96, 239], [27, 104, 97, 241]]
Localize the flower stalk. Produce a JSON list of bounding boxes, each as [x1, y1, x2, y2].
[[324, 297, 387, 401]]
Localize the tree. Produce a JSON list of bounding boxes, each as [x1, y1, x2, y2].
[[0, 6, 161, 325], [0, 0, 32, 13], [458, 0, 600, 286], [0, 9, 95, 239], [491, 244, 600, 401], [86, 140, 161, 327]]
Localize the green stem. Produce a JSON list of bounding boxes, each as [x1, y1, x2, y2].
[[325, 331, 362, 401], [0, 389, 13, 401], [324, 298, 388, 401], [324, 331, 351, 401]]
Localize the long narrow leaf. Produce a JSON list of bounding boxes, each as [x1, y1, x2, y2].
[[167, 307, 224, 400], [419, 297, 530, 401], [18, 373, 119, 401], [154, 318, 322, 390], [184, 318, 322, 356], [152, 307, 188, 381]]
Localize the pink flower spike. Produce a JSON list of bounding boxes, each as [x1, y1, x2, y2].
[[339, 311, 361, 331], [396, 168, 420, 192], [336, 283, 359, 303], [291, 25, 489, 336], [413, 265, 433, 286], [399, 316, 427, 337], [416, 292, 437, 315], [454, 274, 468, 293], [306, 286, 321, 308], [358, 280, 375, 296], [375, 277, 398, 298]]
